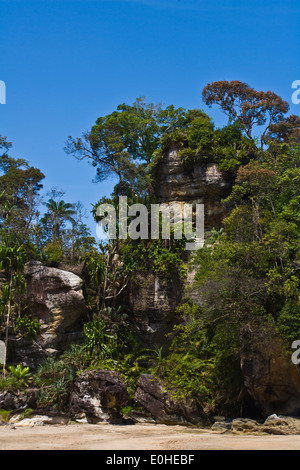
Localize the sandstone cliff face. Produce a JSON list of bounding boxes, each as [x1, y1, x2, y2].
[[128, 273, 182, 347], [240, 324, 300, 417], [155, 144, 233, 229], [5, 146, 300, 420], [126, 146, 232, 346], [10, 261, 87, 368]]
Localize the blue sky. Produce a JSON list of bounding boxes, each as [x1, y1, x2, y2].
[[1, 0, 299, 233]]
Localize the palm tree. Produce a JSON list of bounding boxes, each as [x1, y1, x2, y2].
[[42, 198, 76, 241]]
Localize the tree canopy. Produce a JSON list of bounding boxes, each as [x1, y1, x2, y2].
[[202, 80, 292, 147]]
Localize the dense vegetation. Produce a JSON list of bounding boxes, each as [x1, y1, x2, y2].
[[0, 81, 299, 416]]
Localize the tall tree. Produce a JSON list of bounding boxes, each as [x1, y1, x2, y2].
[[64, 98, 188, 198], [0, 136, 44, 242], [202, 80, 290, 147]]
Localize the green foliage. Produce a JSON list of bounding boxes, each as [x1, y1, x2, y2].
[[0, 145, 45, 244], [179, 143, 300, 413], [0, 374, 25, 392], [0, 243, 27, 376], [83, 317, 117, 359], [276, 301, 300, 346], [0, 244, 27, 275], [34, 357, 76, 410], [60, 344, 92, 372], [156, 114, 251, 174], [41, 197, 76, 241], [162, 303, 227, 410], [121, 238, 187, 282], [8, 364, 30, 379], [0, 364, 31, 391], [37, 190, 97, 265], [0, 410, 11, 422], [42, 239, 64, 265], [0, 88, 299, 416], [15, 316, 41, 340], [121, 405, 133, 416], [202, 80, 290, 146], [65, 98, 189, 197]]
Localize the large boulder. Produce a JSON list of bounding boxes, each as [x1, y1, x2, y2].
[[134, 374, 205, 426], [9, 260, 87, 368], [69, 370, 129, 424]]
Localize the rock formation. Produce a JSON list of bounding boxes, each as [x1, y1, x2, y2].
[[0, 388, 39, 410], [134, 374, 206, 426], [9, 260, 87, 368], [2, 145, 300, 424], [240, 323, 300, 417], [69, 370, 129, 423], [128, 273, 182, 346], [126, 145, 233, 346], [155, 143, 232, 230]]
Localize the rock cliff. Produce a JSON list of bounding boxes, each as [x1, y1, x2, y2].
[[240, 323, 300, 417], [127, 145, 233, 346], [155, 143, 233, 229], [3, 145, 300, 422], [128, 273, 182, 346]]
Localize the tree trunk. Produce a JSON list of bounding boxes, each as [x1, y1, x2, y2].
[[3, 276, 13, 378]]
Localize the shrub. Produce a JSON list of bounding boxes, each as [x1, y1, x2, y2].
[[15, 316, 41, 340]]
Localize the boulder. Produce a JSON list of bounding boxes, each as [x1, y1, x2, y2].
[[260, 414, 300, 435], [9, 407, 69, 426], [211, 420, 232, 433], [69, 370, 129, 424], [24, 260, 86, 341], [134, 374, 205, 426], [9, 261, 87, 368], [0, 388, 39, 410], [11, 414, 68, 426], [231, 418, 261, 434], [228, 415, 300, 435]]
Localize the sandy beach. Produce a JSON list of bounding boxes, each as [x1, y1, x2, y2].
[[0, 422, 300, 450]]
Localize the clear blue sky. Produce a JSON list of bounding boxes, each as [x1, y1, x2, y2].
[[1, 0, 299, 233]]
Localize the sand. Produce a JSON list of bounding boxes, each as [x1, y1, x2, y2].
[[0, 422, 300, 450]]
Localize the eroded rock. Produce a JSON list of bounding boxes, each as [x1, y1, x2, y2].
[[156, 144, 232, 230], [240, 323, 300, 417], [128, 273, 182, 347], [134, 374, 205, 426], [0, 389, 38, 410], [9, 261, 87, 368], [69, 370, 129, 424]]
